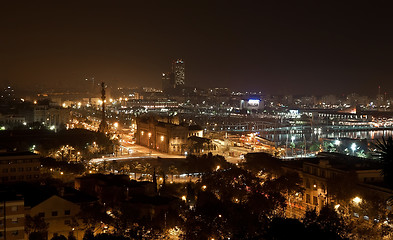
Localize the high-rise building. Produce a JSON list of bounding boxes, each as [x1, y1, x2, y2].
[[161, 72, 175, 93], [172, 59, 185, 86], [0, 191, 25, 240]]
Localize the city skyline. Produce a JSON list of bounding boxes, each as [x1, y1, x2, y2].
[[1, 1, 393, 96]]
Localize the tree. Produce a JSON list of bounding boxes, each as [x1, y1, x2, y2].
[[186, 153, 232, 174], [242, 152, 283, 176], [68, 233, 77, 240], [51, 235, 67, 240], [187, 136, 211, 155], [374, 136, 393, 188], [82, 229, 95, 240], [168, 165, 178, 182], [78, 202, 112, 232], [302, 205, 349, 239], [25, 214, 49, 240], [327, 172, 358, 205], [265, 218, 307, 239], [309, 141, 321, 152]]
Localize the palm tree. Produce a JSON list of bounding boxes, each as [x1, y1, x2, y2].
[[374, 136, 393, 188], [168, 165, 178, 182]]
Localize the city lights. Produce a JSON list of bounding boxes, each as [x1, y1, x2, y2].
[[2, 3, 393, 239], [352, 196, 362, 204]]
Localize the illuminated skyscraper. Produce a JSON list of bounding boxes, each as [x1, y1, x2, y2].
[[172, 59, 185, 86]]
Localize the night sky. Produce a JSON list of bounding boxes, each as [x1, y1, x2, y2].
[[1, 1, 393, 96]]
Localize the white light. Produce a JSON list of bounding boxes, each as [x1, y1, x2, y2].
[[248, 99, 260, 105], [334, 140, 341, 146], [353, 196, 362, 204], [351, 143, 357, 151]]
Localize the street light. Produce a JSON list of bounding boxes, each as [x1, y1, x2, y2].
[[291, 136, 295, 157], [351, 143, 357, 155], [352, 196, 362, 204], [148, 132, 152, 155]]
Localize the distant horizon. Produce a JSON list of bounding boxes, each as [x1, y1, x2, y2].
[[3, 83, 387, 99]]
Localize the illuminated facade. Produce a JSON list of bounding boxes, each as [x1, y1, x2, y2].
[[172, 59, 185, 86], [28, 194, 86, 240], [0, 152, 40, 184], [240, 98, 264, 111], [0, 194, 25, 240], [136, 117, 203, 154], [33, 105, 70, 128]]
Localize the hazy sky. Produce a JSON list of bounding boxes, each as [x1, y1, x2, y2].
[[1, 1, 393, 96]]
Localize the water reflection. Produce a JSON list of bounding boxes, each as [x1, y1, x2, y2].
[[261, 130, 393, 144]]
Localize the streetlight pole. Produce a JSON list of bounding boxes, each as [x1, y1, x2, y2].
[[148, 132, 152, 156]]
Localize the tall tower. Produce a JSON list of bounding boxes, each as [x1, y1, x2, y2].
[[172, 59, 185, 86], [98, 82, 109, 133]]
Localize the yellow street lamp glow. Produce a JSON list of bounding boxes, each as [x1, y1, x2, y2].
[[334, 204, 340, 210], [114, 122, 119, 128], [216, 165, 220, 171], [202, 185, 207, 190], [182, 195, 186, 201], [353, 196, 362, 204]]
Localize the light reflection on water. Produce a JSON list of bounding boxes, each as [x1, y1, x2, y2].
[[261, 130, 393, 143]]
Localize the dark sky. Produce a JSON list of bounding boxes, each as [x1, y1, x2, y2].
[[1, 1, 393, 96]]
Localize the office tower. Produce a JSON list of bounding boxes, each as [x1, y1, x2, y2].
[[172, 59, 185, 86]]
